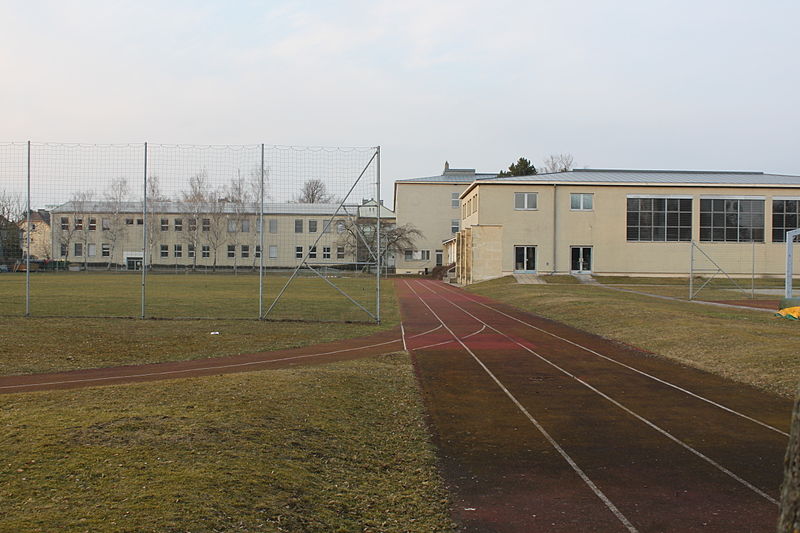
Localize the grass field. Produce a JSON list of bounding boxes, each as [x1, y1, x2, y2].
[[0, 354, 455, 532], [469, 276, 800, 397], [0, 273, 398, 375], [592, 275, 785, 302]]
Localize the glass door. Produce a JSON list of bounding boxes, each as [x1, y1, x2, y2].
[[514, 246, 536, 272], [570, 247, 592, 273]]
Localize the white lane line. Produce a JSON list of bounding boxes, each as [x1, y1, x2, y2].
[[401, 323, 408, 352], [0, 337, 404, 391], [431, 281, 789, 438], [408, 324, 443, 339], [419, 281, 779, 506], [404, 280, 639, 532]]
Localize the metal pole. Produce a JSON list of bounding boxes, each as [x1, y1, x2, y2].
[[25, 141, 31, 317], [375, 146, 381, 324], [689, 241, 694, 300], [785, 230, 800, 299], [141, 142, 147, 319], [259, 143, 265, 319], [751, 238, 755, 300]]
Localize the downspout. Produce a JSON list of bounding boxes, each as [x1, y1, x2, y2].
[[552, 183, 557, 274]]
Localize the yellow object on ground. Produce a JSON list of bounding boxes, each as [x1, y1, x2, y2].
[[776, 307, 800, 320]]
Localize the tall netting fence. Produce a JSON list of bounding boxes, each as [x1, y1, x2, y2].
[[0, 142, 383, 322]]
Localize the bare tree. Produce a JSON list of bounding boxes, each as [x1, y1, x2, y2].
[[180, 171, 210, 271], [225, 171, 252, 274], [103, 177, 129, 269], [541, 153, 575, 174], [71, 190, 95, 271], [297, 179, 333, 204], [0, 190, 23, 263], [338, 219, 423, 273], [145, 175, 168, 267]]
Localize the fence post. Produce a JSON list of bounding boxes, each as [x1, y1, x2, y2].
[[689, 241, 694, 300], [141, 142, 147, 319], [375, 145, 381, 324], [25, 140, 31, 317], [259, 143, 265, 319]]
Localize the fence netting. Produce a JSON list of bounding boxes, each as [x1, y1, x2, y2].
[[0, 142, 383, 322]]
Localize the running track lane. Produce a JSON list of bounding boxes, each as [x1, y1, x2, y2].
[[0, 327, 404, 394], [398, 279, 792, 533]]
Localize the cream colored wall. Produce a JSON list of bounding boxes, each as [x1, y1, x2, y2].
[[50, 213, 362, 268], [464, 183, 800, 278], [395, 182, 465, 274]]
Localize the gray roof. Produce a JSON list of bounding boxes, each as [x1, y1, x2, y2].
[[397, 172, 497, 183], [484, 168, 800, 186], [51, 201, 364, 216]]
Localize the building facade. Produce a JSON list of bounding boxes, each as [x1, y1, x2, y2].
[[50, 200, 395, 270], [394, 162, 496, 274], [451, 169, 800, 283]]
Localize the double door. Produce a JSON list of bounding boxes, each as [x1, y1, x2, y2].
[[570, 246, 592, 273], [514, 246, 536, 273]]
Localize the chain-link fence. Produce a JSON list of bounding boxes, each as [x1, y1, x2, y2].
[[0, 142, 385, 322]]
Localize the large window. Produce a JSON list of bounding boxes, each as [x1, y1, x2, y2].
[[570, 193, 593, 211], [627, 197, 692, 242], [514, 192, 537, 210], [451, 219, 460, 233], [295, 219, 303, 233], [699, 198, 764, 242], [451, 192, 460, 208], [773, 199, 800, 242], [269, 219, 278, 233]]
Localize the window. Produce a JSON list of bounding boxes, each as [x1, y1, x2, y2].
[[323, 246, 331, 259], [160, 244, 168, 258], [241, 219, 250, 233], [161, 219, 169, 231], [60, 217, 69, 230], [772, 200, 800, 242], [404, 249, 413, 261], [60, 243, 68, 257], [451, 192, 460, 208], [255, 245, 262, 258], [336, 246, 345, 259], [202, 245, 210, 258], [322, 220, 331, 233], [295, 246, 303, 259], [269, 219, 278, 233], [174, 244, 182, 258], [241, 245, 249, 258], [188, 218, 197, 231], [451, 219, 460, 233], [101, 244, 110, 257], [88, 218, 97, 231], [227, 219, 237, 233], [202, 218, 210, 231], [188, 244, 195, 258], [136, 218, 143, 225], [627, 197, 692, 242], [308, 220, 318, 233], [420, 250, 430, 260], [514, 192, 537, 210], [174, 218, 183, 231], [699, 198, 764, 242], [436, 250, 443, 266], [87, 243, 96, 257], [74, 243, 83, 256], [75, 218, 83, 230], [125, 218, 134, 226], [309, 246, 317, 259], [570, 193, 593, 211], [269, 245, 278, 259], [101, 218, 110, 230], [295, 219, 303, 233], [337, 221, 346, 233], [227, 244, 235, 258]]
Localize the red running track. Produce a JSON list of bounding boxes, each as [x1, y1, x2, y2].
[[398, 279, 791, 533]]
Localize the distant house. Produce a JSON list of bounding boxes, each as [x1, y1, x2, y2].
[[0, 215, 22, 264], [18, 209, 52, 260]]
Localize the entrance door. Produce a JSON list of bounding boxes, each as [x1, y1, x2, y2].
[[570, 247, 592, 273], [126, 256, 143, 271], [514, 246, 536, 272]]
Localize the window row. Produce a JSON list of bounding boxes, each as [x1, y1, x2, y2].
[[294, 245, 346, 260], [511, 192, 594, 211], [58, 217, 347, 234], [404, 249, 431, 261]]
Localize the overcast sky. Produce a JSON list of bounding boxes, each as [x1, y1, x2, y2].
[[1, 0, 798, 205]]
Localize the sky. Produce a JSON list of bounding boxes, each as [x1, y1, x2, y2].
[[1, 0, 799, 207]]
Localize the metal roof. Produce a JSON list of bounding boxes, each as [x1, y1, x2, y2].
[[484, 169, 800, 186], [396, 172, 497, 183]]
